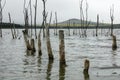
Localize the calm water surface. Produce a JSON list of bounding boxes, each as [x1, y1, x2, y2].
[[0, 29, 120, 80]]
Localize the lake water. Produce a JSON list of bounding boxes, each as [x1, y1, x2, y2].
[[0, 29, 120, 80]]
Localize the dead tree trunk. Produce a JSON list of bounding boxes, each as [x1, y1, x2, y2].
[[42, 0, 46, 38], [13, 22, 17, 38], [42, 0, 54, 60], [110, 5, 114, 36], [46, 15, 54, 60], [80, 0, 85, 37], [8, 13, 14, 39], [38, 31, 42, 56], [34, 0, 37, 39], [84, 0, 89, 37], [46, 24, 54, 60], [96, 14, 99, 36], [55, 12, 58, 35], [48, 12, 52, 37], [29, 0, 33, 37], [0, 0, 6, 37], [59, 30, 66, 65], [23, 0, 29, 36]]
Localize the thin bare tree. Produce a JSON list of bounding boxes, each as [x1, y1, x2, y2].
[[23, 0, 29, 36], [8, 13, 14, 39], [34, 0, 38, 39], [110, 4, 114, 36], [55, 12, 58, 35], [28, 0, 33, 37], [42, 0, 47, 38], [0, 0, 6, 37], [96, 14, 99, 36]]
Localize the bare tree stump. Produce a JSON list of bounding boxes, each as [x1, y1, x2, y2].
[[112, 35, 117, 50], [26, 40, 32, 50], [83, 59, 90, 74], [31, 38, 36, 52], [22, 30, 28, 48], [59, 30, 66, 65]]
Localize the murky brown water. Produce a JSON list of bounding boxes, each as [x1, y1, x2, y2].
[[0, 29, 120, 80]]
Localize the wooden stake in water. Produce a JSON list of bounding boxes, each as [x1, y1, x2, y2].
[[112, 35, 117, 50], [83, 59, 90, 74], [59, 30, 66, 65]]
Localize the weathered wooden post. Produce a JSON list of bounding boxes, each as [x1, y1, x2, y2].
[[83, 59, 90, 74], [83, 59, 90, 80], [112, 35, 117, 50], [59, 30, 66, 65]]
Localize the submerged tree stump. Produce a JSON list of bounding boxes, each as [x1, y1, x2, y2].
[[112, 35, 117, 50], [23, 30, 36, 55], [59, 30, 66, 65]]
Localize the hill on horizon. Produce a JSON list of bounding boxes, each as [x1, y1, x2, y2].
[[58, 18, 108, 26]]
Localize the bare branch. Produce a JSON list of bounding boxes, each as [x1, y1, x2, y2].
[[2, 0, 6, 9]]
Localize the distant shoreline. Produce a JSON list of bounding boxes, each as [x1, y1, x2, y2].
[[1, 26, 120, 29]]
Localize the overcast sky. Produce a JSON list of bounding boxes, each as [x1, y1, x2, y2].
[[2, 0, 120, 24]]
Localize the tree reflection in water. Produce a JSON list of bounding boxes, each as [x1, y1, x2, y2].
[[59, 63, 66, 80], [46, 60, 54, 80]]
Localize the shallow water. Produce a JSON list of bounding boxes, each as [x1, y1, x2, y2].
[[0, 29, 120, 80]]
